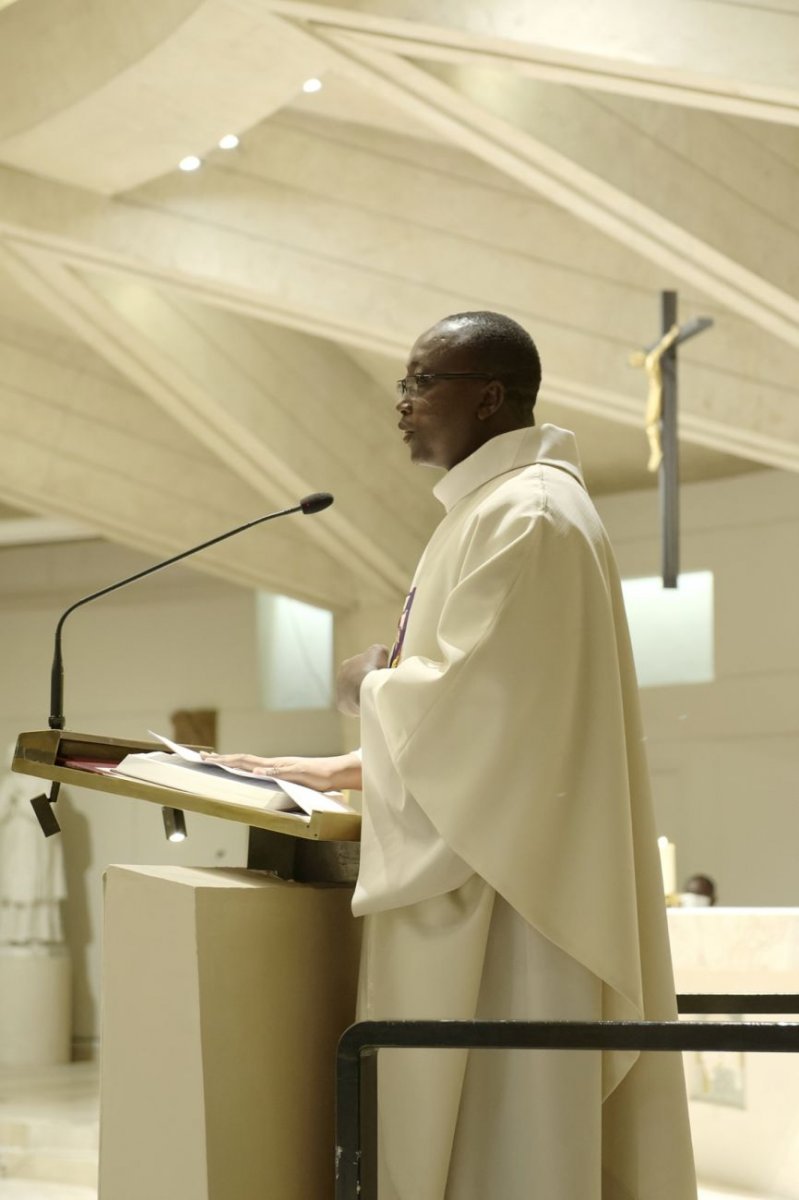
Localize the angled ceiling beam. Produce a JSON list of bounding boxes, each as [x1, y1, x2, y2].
[[0, 143, 796, 474], [2, 110, 797, 360], [544, 375, 799, 476], [0, 516, 96, 546], [0, 329, 357, 607], [0, 161, 414, 359], [0, 239, 430, 598], [294, 23, 799, 352], [262, 0, 799, 125], [80, 270, 435, 591]]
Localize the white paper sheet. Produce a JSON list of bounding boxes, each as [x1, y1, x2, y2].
[[148, 731, 352, 816]]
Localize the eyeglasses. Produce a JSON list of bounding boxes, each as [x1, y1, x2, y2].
[[395, 372, 497, 400]]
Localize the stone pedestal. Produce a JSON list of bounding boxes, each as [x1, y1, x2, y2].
[[0, 946, 72, 1066]]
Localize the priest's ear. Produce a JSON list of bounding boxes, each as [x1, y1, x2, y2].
[[476, 379, 505, 421]]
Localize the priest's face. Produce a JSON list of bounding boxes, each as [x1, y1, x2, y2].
[[397, 323, 497, 470]]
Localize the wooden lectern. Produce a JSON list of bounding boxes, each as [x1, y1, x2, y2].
[[13, 730, 363, 1200], [14, 728, 361, 883]]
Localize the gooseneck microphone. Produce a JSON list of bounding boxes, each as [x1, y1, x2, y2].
[[299, 493, 334, 515], [48, 492, 334, 731]]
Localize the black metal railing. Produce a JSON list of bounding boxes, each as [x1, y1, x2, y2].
[[335, 994, 799, 1199]]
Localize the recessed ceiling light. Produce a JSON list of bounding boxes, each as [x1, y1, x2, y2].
[[218, 134, 239, 150], [179, 155, 202, 172], [302, 77, 323, 94]]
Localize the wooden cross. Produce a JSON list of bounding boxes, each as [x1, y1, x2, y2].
[[637, 291, 713, 588]]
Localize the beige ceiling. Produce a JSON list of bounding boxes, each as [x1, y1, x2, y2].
[[0, 0, 796, 610]]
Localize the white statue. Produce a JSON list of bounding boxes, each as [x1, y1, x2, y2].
[[0, 746, 66, 945]]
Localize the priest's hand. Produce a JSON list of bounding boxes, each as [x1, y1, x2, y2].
[[336, 643, 390, 715], [200, 750, 362, 792]]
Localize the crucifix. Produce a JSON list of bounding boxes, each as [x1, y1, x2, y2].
[[630, 290, 713, 588]]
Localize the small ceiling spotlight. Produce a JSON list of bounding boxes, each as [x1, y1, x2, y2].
[[162, 806, 187, 842], [218, 134, 239, 150], [302, 77, 323, 94], [178, 155, 202, 172]]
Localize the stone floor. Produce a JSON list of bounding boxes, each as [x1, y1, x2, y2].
[[0, 1063, 98, 1199], [0, 1187, 95, 1199], [699, 1192, 787, 1200], [0, 1061, 784, 1199]]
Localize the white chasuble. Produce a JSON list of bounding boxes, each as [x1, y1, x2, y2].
[[353, 426, 696, 1200]]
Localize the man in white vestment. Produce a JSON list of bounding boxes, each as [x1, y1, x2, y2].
[[210, 312, 697, 1199]]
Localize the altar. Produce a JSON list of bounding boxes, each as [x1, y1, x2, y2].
[[669, 908, 799, 1200]]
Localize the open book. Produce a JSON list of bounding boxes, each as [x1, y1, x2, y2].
[[111, 733, 354, 819]]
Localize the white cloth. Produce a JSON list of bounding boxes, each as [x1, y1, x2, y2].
[[354, 425, 696, 1199], [0, 765, 66, 945]]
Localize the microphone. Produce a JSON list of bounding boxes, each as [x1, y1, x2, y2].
[[30, 492, 334, 837], [300, 492, 334, 515], [49, 492, 334, 731]]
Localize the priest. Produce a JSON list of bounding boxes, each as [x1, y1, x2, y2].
[[209, 311, 697, 1199]]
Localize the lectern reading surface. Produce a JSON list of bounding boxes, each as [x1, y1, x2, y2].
[[13, 730, 361, 882]]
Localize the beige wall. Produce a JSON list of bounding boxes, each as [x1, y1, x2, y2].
[[0, 540, 342, 1050], [596, 467, 799, 908]]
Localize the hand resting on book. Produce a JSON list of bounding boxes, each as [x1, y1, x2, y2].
[[201, 750, 363, 793]]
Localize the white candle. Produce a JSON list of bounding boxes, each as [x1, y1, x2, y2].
[[657, 836, 676, 896]]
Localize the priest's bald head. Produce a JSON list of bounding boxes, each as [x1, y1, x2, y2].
[[397, 311, 542, 471]]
